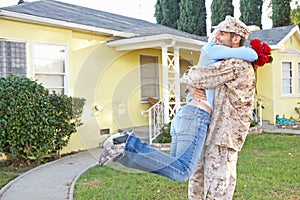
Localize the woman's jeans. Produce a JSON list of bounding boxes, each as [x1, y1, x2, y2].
[[117, 105, 211, 182]]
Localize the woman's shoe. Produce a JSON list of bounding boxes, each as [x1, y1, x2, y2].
[[99, 130, 132, 166]]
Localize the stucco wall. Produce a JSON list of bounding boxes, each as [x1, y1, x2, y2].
[[256, 34, 300, 124], [0, 18, 201, 152]]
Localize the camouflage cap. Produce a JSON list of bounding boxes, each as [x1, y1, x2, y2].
[[215, 15, 250, 39]]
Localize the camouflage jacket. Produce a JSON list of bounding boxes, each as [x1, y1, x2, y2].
[[182, 58, 256, 151]]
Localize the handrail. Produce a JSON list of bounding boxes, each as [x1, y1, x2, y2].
[[254, 98, 267, 126], [141, 99, 164, 145], [141, 99, 164, 116], [254, 99, 262, 126]]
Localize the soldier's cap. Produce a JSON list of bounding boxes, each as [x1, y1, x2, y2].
[[214, 15, 250, 39]]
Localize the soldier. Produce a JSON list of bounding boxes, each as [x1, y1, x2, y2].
[[98, 16, 259, 199], [187, 16, 257, 199]]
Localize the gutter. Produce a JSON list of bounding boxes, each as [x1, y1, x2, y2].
[[0, 10, 137, 38], [107, 34, 207, 51]]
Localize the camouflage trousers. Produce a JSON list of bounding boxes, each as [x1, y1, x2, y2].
[[188, 144, 238, 200]]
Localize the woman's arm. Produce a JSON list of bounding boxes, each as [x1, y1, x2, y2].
[[206, 42, 258, 62]]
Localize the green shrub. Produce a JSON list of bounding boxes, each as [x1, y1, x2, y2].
[[156, 122, 172, 143], [294, 102, 300, 122], [0, 75, 85, 164], [250, 120, 258, 127]]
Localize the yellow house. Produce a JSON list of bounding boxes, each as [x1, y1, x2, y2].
[[249, 26, 300, 125], [2, 1, 299, 153], [0, 0, 205, 152]]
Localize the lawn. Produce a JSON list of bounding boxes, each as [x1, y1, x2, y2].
[[74, 133, 300, 200], [0, 159, 36, 189]]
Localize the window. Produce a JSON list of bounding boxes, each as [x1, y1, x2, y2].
[[282, 61, 293, 96], [0, 40, 27, 77], [140, 55, 159, 102], [33, 43, 67, 94]]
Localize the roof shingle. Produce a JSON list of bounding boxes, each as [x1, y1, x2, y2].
[[248, 26, 296, 46], [1, 0, 298, 46], [1, 0, 206, 41]]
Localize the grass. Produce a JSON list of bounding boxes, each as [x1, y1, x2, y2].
[[0, 159, 36, 189], [74, 133, 300, 200], [0, 133, 299, 199], [235, 133, 300, 200], [74, 164, 188, 200]]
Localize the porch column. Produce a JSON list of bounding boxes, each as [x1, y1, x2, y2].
[[161, 46, 170, 123], [161, 46, 181, 123], [173, 47, 181, 112]]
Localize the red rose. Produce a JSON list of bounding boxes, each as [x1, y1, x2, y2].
[[250, 39, 272, 68], [262, 43, 271, 55], [250, 39, 262, 54], [254, 57, 265, 66], [261, 54, 270, 63], [250, 39, 261, 47]]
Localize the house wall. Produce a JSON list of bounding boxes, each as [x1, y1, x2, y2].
[[1, 18, 200, 152], [0, 19, 113, 152], [0, 18, 73, 77], [67, 45, 199, 151], [255, 61, 274, 123], [256, 34, 300, 124], [276, 34, 300, 121]]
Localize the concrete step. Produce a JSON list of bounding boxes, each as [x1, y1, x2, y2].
[[119, 126, 150, 143]]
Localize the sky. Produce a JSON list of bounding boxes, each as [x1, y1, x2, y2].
[[0, 0, 157, 22], [0, 0, 297, 34]]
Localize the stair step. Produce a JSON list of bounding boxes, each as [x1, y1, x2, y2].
[[132, 126, 149, 143], [117, 126, 150, 143]]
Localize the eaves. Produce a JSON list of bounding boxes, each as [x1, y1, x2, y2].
[[107, 34, 207, 51], [0, 9, 136, 38]]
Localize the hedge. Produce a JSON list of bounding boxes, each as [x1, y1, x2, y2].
[[0, 75, 85, 164]]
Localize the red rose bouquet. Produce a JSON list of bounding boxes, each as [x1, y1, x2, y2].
[[250, 39, 273, 69]]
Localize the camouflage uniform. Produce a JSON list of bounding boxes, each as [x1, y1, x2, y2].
[[182, 58, 256, 199]]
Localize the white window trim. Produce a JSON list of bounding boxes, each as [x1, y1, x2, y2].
[[281, 60, 294, 97], [0, 37, 30, 78], [32, 42, 68, 95]]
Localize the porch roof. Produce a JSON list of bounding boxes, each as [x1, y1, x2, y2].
[[107, 34, 207, 51]]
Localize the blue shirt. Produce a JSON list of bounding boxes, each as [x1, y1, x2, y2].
[[187, 42, 258, 109]]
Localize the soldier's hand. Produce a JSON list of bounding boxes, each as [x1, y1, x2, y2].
[[190, 86, 206, 101]]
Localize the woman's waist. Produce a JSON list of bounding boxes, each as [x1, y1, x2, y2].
[[188, 100, 212, 115]]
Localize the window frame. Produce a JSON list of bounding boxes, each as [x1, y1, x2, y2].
[[0, 38, 29, 78], [281, 60, 294, 97], [32, 42, 68, 95], [139, 54, 160, 103]]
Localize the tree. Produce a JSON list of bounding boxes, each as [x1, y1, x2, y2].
[[211, 0, 234, 27], [154, 0, 163, 24], [291, 1, 300, 27], [240, 0, 263, 28], [272, 0, 291, 27], [177, 0, 206, 36], [154, 0, 181, 29]]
